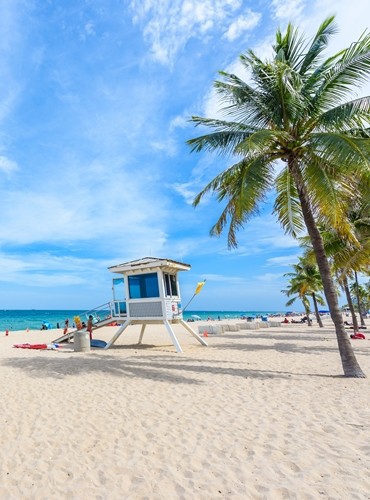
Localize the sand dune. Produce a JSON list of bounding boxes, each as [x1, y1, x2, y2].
[[0, 318, 369, 499]]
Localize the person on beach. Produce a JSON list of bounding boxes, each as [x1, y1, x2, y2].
[[87, 315, 93, 340], [63, 318, 69, 335]]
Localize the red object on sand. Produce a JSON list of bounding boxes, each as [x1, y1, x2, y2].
[[350, 333, 366, 340], [13, 343, 48, 349], [5, 329, 9, 336]]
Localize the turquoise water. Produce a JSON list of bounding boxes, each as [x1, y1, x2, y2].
[[0, 309, 281, 331]]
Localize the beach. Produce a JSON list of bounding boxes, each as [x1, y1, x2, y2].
[[1, 317, 369, 499]]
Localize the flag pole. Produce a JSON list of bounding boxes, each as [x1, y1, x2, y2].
[[182, 294, 196, 313], [182, 280, 206, 313]]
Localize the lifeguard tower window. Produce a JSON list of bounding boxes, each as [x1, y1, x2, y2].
[[128, 273, 160, 299], [164, 273, 178, 297]]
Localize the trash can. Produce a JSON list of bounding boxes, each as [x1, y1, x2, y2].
[[74, 330, 91, 352]]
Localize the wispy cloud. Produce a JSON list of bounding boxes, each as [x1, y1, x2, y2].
[[0, 2, 30, 129], [171, 181, 197, 205], [265, 255, 300, 267], [0, 155, 169, 257], [223, 9, 261, 41], [0, 252, 96, 287], [202, 273, 247, 283], [0, 156, 18, 175], [130, 0, 261, 65], [257, 272, 285, 282], [270, 0, 305, 21]]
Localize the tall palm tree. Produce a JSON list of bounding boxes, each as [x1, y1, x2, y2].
[[303, 189, 370, 330], [284, 256, 326, 327], [187, 17, 370, 377], [350, 278, 369, 325], [282, 281, 312, 324], [338, 273, 360, 332]]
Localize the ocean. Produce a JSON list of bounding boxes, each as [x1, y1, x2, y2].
[[0, 309, 281, 332]]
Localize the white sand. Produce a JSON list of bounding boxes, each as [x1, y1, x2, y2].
[[0, 318, 369, 499]]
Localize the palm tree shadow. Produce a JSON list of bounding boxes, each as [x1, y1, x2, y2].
[[2, 349, 344, 382]]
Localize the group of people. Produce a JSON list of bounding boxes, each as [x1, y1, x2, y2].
[[63, 316, 94, 340], [282, 316, 309, 324]]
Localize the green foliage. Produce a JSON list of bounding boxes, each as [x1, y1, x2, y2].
[[187, 16, 370, 247]]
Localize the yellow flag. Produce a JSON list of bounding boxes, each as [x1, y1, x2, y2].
[[195, 280, 206, 295]]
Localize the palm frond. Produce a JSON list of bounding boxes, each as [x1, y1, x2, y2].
[[299, 16, 338, 75], [193, 154, 275, 248], [273, 23, 305, 69], [301, 151, 358, 240], [316, 96, 370, 131], [309, 132, 370, 171], [273, 168, 305, 236], [187, 117, 255, 154], [315, 31, 370, 107], [235, 129, 291, 156]]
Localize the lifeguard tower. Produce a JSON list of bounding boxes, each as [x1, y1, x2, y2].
[[54, 257, 207, 352], [105, 257, 207, 352]]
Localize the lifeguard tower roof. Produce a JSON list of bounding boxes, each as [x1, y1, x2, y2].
[[108, 257, 191, 274]]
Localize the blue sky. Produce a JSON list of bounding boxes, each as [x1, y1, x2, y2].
[[0, 0, 369, 311]]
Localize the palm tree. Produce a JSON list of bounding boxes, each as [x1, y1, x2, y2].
[[282, 281, 312, 324], [284, 257, 326, 327], [187, 17, 370, 377], [350, 278, 369, 325], [303, 189, 370, 330], [339, 273, 360, 332]]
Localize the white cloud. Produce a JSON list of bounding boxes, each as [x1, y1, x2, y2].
[[84, 21, 95, 36], [265, 255, 300, 267], [0, 2, 27, 126], [130, 0, 260, 65], [271, 0, 305, 21], [257, 272, 285, 282], [223, 9, 261, 41], [0, 157, 169, 258], [169, 114, 189, 131], [202, 273, 246, 283], [150, 138, 177, 156], [0, 156, 18, 175], [171, 181, 197, 205], [0, 252, 96, 287]]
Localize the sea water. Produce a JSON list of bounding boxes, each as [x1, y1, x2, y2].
[[0, 309, 281, 332]]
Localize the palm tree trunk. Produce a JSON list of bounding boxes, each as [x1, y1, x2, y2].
[[312, 293, 324, 327], [354, 272, 366, 327], [304, 303, 312, 326], [289, 158, 365, 378], [342, 275, 359, 331], [301, 297, 312, 325]]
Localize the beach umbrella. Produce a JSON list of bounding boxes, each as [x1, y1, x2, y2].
[[191, 314, 201, 320]]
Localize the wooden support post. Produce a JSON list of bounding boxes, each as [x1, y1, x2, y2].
[[163, 320, 183, 353], [105, 319, 130, 349], [180, 320, 208, 346], [138, 324, 146, 344]]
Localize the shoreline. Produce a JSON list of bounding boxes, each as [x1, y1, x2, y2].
[[0, 310, 353, 335]]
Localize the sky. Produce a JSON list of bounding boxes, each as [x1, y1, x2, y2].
[[0, 0, 369, 312]]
